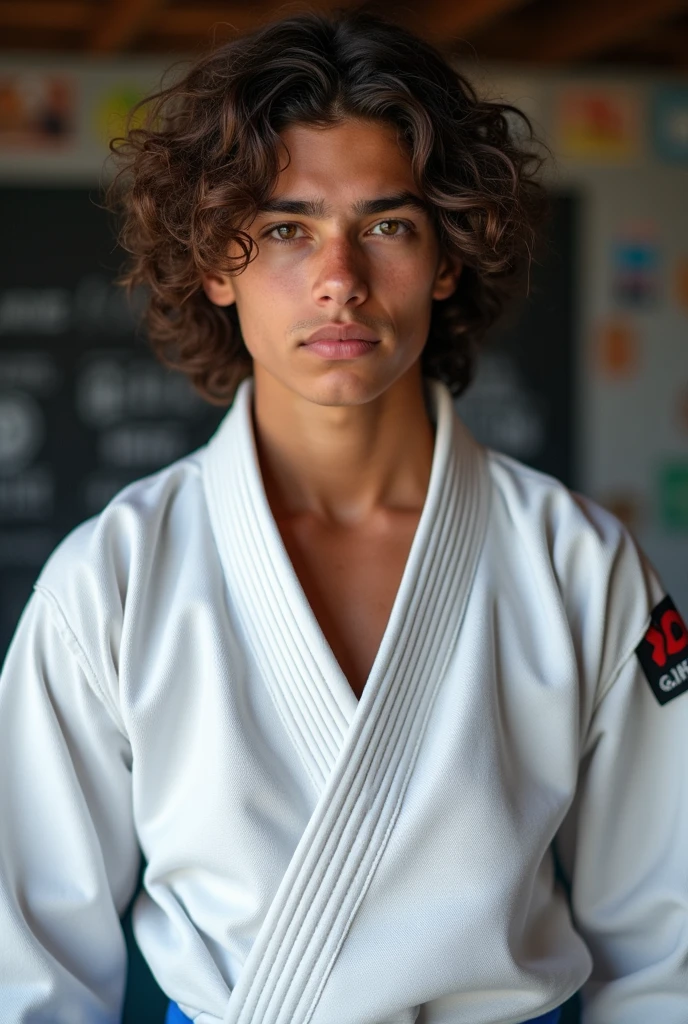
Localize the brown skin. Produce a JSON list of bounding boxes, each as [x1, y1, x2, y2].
[[202, 119, 463, 695]]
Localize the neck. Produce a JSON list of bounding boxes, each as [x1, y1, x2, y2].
[[250, 365, 436, 528]]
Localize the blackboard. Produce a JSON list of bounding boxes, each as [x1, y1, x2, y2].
[[0, 187, 226, 657]]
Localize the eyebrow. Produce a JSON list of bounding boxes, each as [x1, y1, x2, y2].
[[255, 189, 431, 218]]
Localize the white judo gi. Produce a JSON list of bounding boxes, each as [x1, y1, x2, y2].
[[1, 375, 688, 1024]]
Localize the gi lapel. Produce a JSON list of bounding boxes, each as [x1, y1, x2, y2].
[[203, 376, 490, 1024], [203, 374, 358, 794]]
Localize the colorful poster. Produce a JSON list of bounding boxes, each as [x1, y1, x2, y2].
[[0, 74, 75, 148], [555, 86, 641, 161], [610, 221, 661, 308], [652, 86, 688, 165]]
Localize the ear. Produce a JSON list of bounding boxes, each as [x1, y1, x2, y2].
[[201, 270, 237, 308], [432, 251, 463, 301]]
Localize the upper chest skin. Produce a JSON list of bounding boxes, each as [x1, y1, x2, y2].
[[275, 508, 422, 700]]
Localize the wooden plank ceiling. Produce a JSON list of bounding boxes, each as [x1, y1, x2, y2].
[[0, 0, 686, 68]]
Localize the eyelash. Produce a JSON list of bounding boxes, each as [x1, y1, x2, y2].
[[262, 219, 413, 245]]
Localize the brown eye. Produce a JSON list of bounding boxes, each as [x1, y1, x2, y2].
[[275, 224, 298, 240], [371, 219, 409, 237]]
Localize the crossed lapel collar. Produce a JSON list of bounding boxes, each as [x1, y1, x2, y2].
[[203, 375, 491, 1024], [203, 374, 358, 794]]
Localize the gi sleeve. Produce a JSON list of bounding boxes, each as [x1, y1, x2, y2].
[[554, 602, 688, 1023], [0, 584, 140, 1023]]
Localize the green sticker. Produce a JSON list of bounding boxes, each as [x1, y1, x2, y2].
[[660, 463, 688, 531]]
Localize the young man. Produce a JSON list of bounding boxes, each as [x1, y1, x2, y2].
[[1, 9, 687, 1024]]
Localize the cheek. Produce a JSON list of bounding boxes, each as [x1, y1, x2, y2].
[[248, 243, 311, 289], [370, 258, 438, 327], [233, 262, 295, 318], [264, 263, 306, 295], [231, 272, 295, 360], [237, 263, 308, 333], [369, 243, 439, 296]]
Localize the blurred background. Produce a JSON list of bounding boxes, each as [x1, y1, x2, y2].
[[0, 0, 686, 1021]]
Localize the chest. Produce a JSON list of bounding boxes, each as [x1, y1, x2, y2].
[[276, 511, 421, 700]]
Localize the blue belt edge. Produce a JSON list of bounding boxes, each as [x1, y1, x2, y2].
[[164, 1000, 562, 1023]]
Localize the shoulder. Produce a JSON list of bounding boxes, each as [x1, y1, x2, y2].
[[486, 448, 627, 547], [33, 449, 209, 694], [486, 447, 651, 568], [38, 448, 206, 592], [483, 449, 666, 685]]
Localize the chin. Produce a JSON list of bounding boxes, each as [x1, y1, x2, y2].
[[253, 349, 415, 408], [298, 368, 390, 407]]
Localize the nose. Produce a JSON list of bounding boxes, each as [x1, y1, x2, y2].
[[311, 237, 369, 308]]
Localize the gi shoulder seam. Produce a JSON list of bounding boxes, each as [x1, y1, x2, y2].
[[32, 582, 127, 736], [591, 611, 653, 714]]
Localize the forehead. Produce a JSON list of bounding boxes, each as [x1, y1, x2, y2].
[[272, 119, 416, 200]]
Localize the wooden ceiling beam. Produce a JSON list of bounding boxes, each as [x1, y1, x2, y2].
[[158, 6, 260, 37], [88, 0, 169, 54], [478, 0, 688, 63], [1, 0, 685, 65], [158, 0, 357, 38], [402, 0, 530, 42], [0, 1, 86, 31], [613, 23, 688, 69], [632, 21, 688, 60]]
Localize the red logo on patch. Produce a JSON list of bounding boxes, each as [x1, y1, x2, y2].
[[636, 596, 688, 706], [644, 609, 688, 666]]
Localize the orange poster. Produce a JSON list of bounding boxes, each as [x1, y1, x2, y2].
[[596, 317, 639, 377], [556, 87, 641, 161]]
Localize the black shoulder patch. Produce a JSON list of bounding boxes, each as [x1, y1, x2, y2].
[[635, 596, 688, 705]]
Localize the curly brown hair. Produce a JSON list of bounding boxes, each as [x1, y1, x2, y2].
[[106, 5, 552, 405]]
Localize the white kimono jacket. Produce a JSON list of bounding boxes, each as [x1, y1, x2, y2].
[[1, 375, 688, 1024]]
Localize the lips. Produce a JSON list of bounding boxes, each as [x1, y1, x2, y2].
[[302, 323, 380, 344]]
